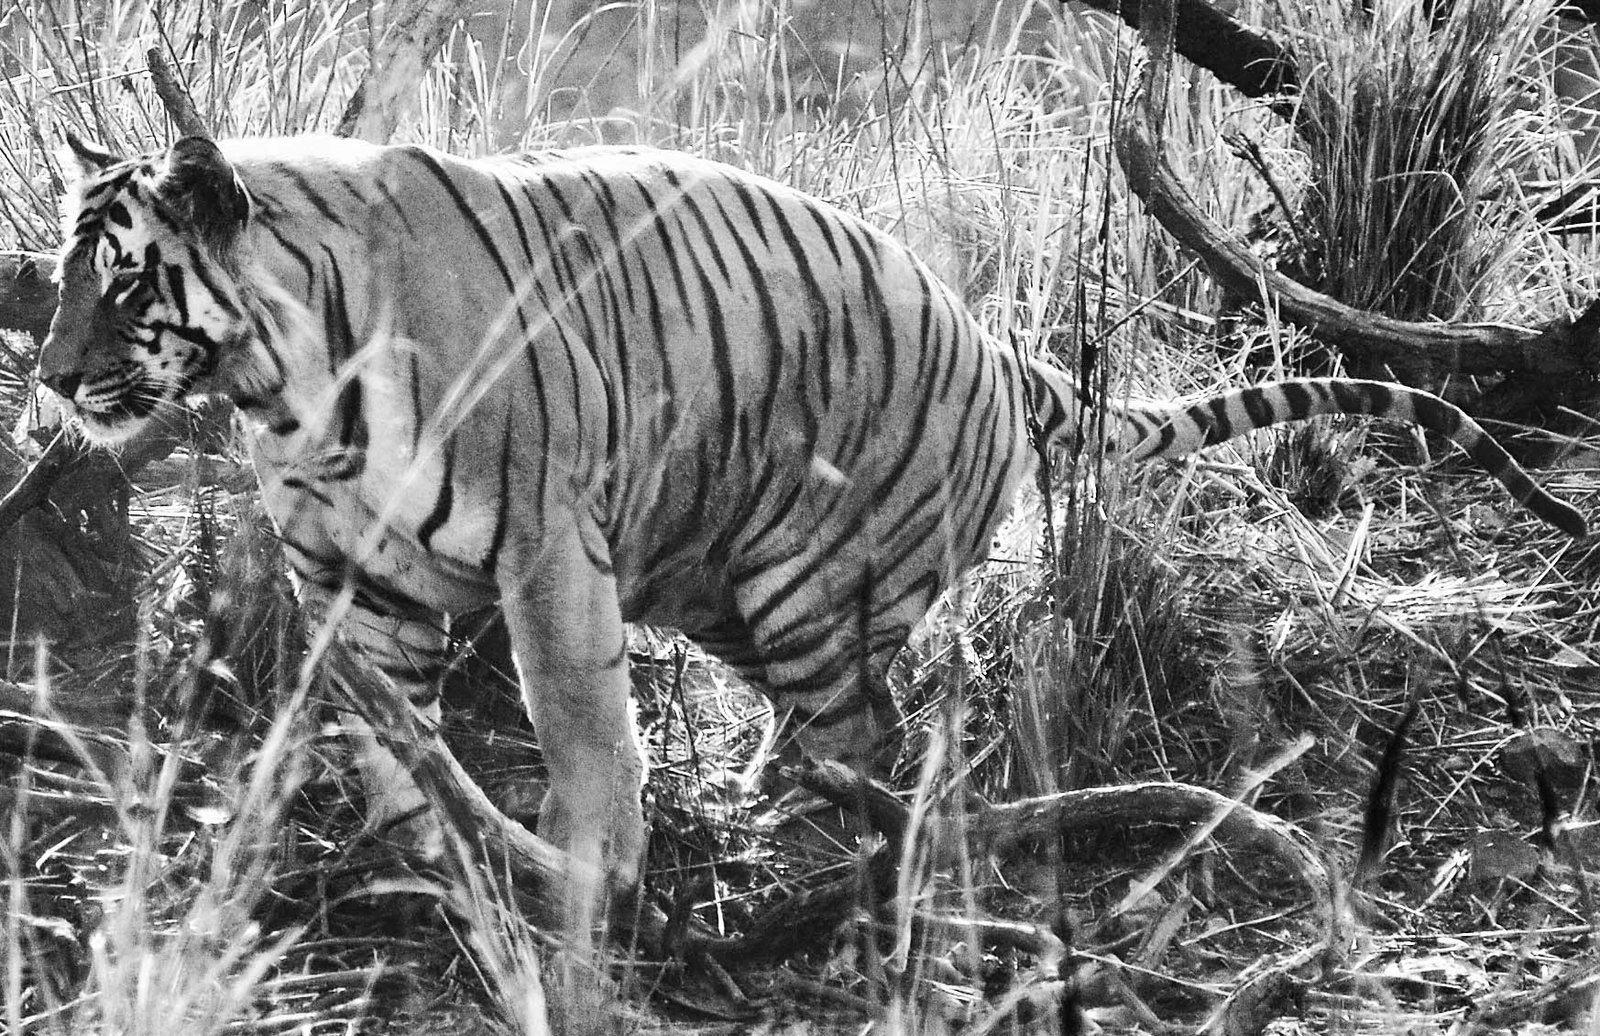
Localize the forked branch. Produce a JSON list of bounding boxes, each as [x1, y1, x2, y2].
[[1072, 0, 1298, 98], [1114, 0, 1600, 384]]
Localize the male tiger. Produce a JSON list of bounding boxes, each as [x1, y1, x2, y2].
[[37, 135, 1585, 917]]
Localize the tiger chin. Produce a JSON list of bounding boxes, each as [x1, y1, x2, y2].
[[36, 132, 1585, 941]]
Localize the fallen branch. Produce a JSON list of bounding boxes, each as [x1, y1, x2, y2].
[[1072, 0, 1298, 98], [786, 757, 912, 841], [786, 762, 1339, 969], [1114, 1, 1600, 385], [970, 781, 1330, 904], [1469, 954, 1600, 1028]]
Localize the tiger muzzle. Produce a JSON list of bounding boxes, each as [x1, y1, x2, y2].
[[39, 370, 81, 401]]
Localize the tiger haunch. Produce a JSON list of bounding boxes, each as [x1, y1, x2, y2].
[[37, 135, 1587, 918]]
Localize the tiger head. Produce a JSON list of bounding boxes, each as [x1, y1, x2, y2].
[[39, 135, 252, 444]]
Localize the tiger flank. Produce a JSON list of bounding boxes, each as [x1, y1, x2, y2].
[[37, 136, 1587, 934]]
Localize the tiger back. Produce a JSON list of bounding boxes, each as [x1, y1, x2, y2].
[[36, 135, 1586, 922]]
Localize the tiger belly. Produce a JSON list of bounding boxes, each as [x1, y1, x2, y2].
[[601, 379, 1032, 715]]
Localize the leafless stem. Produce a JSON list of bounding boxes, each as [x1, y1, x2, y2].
[[146, 48, 210, 137]]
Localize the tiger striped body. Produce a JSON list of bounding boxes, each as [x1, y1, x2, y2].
[[38, 136, 1585, 906]]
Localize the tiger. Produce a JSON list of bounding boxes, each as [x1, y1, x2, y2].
[[36, 134, 1586, 924]]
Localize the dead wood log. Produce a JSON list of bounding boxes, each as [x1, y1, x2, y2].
[[791, 761, 1334, 926], [970, 782, 1330, 903], [1072, 0, 1298, 98], [782, 762, 1341, 970], [1114, 0, 1600, 388]]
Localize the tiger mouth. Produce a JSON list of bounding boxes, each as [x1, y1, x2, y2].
[[66, 366, 189, 441]]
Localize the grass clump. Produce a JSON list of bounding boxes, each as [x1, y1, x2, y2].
[[1280, 0, 1558, 321]]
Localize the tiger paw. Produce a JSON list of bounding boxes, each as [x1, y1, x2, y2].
[[357, 762, 447, 863], [537, 788, 646, 895], [368, 797, 448, 864]]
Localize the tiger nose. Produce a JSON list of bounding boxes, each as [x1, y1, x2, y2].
[[42, 371, 81, 400]]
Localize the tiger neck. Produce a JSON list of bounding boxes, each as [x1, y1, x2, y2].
[[222, 212, 386, 445]]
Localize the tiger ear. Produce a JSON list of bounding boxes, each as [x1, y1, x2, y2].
[[158, 136, 251, 238], [63, 130, 119, 178]]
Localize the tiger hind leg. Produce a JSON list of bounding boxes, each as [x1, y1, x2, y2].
[[767, 654, 904, 780], [684, 605, 901, 794], [744, 634, 906, 858], [730, 575, 917, 786]]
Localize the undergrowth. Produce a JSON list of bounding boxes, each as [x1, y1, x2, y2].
[[1, 0, 1598, 1033]]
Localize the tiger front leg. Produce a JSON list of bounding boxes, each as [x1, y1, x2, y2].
[[500, 518, 646, 925], [300, 583, 452, 863]]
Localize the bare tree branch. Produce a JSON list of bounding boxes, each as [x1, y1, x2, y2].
[[1114, 5, 1600, 384], [146, 48, 210, 137], [1072, 0, 1298, 97]]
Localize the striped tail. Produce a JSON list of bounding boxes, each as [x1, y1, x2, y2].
[[1028, 365, 1586, 539]]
